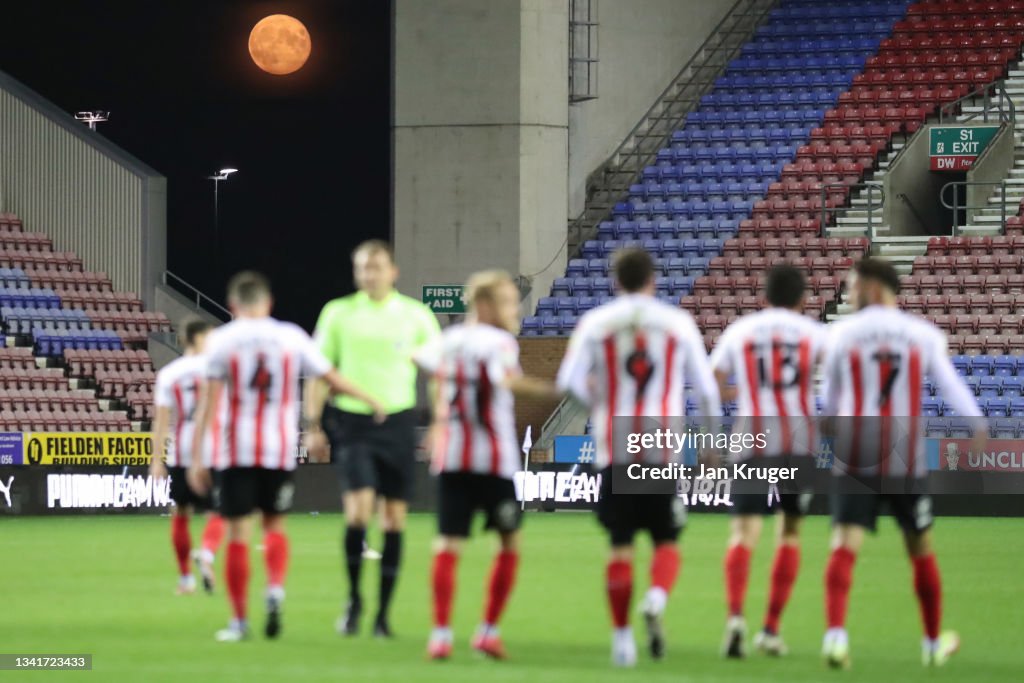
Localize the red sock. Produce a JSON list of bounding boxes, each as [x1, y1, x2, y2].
[[201, 515, 225, 555], [264, 531, 289, 588], [226, 541, 250, 621], [432, 551, 458, 628], [764, 544, 800, 634], [913, 553, 942, 640], [606, 560, 632, 628], [171, 515, 191, 576], [650, 544, 681, 593], [483, 550, 518, 626], [724, 544, 752, 616], [825, 547, 857, 629]]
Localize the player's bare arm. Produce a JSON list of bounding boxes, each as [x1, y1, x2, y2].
[[302, 378, 331, 463], [504, 375, 560, 400], [187, 379, 220, 494], [149, 405, 171, 480], [322, 369, 387, 423]]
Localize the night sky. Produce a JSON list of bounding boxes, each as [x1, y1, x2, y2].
[[0, 0, 393, 330]]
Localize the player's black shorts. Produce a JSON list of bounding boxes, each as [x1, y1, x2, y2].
[[437, 471, 522, 538], [215, 467, 295, 519], [167, 465, 214, 511], [323, 406, 417, 501], [830, 477, 933, 534], [730, 454, 815, 517], [597, 466, 687, 546]]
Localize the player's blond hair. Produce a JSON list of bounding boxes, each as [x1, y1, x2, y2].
[[351, 239, 394, 262], [465, 269, 514, 310]]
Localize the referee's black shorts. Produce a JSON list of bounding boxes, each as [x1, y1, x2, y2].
[[322, 405, 418, 501]]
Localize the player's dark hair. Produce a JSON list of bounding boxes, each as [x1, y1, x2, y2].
[[182, 319, 212, 347], [612, 248, 655, 293], [854, 257, 901, 295], [227, 270, 272, 306], [352, 239, 394, 263], [766, 264, 806, 308]]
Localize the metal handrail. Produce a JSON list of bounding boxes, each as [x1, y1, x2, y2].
[[819, 182, 885, 239], [571, 0, 773, 251], [162, 271, 232, 321], [537, 394, 585, 451], [896, 193, 929, 233], [939, 180, 1008, 236], [939, 79, 1015, 125]]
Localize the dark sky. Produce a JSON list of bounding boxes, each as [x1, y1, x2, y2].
[[0, 0, 392, 330]]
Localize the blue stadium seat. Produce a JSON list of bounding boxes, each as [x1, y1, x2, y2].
[[972, 355, 995, 376]]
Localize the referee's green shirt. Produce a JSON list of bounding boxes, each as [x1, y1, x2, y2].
[[314, 290, 441, 415]]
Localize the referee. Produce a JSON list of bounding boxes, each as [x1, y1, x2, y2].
[[306, 239, 441, 638]]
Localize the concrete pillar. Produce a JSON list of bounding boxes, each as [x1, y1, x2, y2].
[[393, 0, 568, 312]]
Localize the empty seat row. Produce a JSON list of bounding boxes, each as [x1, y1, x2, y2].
[[881, 33, 1021, 51], [901, 273, 1024, 294], [630, 181, 771, 203], [701, 92, 840, 109], [714, 72, 854, 91], [93, 369, 156, 399], [549, 275, 695, 298], [950, 354, 1022, 376], [658, 145, 796, 165], [682, 116, 830, 135], [0, 231, 51, 251], [0, 250, 82, 271], [928, 314, 1024, 335], [0, 410, 130, 432], [680, 294, 826, 316], [33, 329, 123, 356], [0, 368, 68, 391], [614, 199, 754, 220], [64, 348, 152, 376], [0, 346, 36, 369], [0, 289, 61, 309], [913, 254, 1024, 274], [0, 213, 23, 231], [958, 375, 1024, 396], [0, 267, 30, 288], [949, 334, 1024, 355], [926, 234, 1024, 254], [902, 292, 1024, 314], [50, 290, 142, 312], [24, 270, 112, 292], [565, 256, 712, 279], [707, 255, 854, 276], [723, 236, 868, 257], [770, 5, 905, 20], [3, 308, 91, 335], [692, 274, 841, 298], [754, 23, 895, 39], [0, 389, 100, 413]]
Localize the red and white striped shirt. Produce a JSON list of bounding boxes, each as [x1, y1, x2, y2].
[[710, 308, 826, 459], [414, 323, 522, 479], [204, 317, 332, 471], [821, 305, 982, 478], [154, 355, 222, 467], [556, 294, 721, 469]]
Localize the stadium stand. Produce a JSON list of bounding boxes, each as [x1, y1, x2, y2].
[[527, 0, 1024, 337], [0, 214, 168, 430]]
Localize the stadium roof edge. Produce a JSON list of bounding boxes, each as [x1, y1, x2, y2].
[[0, 68, 164, 180]]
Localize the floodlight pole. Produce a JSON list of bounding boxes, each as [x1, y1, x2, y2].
[[207, 168, 238, 274]]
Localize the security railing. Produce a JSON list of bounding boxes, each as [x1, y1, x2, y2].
[[939, 180, 1010, 236], [162, 271, 232, 321], [819, 182, 885, 239], [939, 80, 1015, 125]]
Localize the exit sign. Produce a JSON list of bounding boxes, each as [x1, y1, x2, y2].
[[422, 285, 466, 313], [929, 125, 999, 171]]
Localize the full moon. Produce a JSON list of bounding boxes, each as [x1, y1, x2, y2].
[[248, 15, 311, 75]]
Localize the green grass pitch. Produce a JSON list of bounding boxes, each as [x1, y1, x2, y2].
[[4, 512, 1021, 682]]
